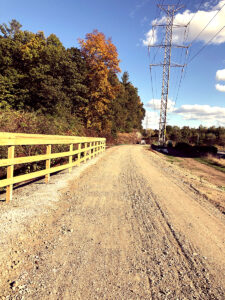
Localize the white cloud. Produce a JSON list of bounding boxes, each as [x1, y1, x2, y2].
[[174, 104, 225, 122], [216, 68, 225, 81], [147, 99, 175, 112], [143, 0, 225, 46], [142, 110, 159, 129], [143, 29, 157, 46], [215, 83, 225, 92], [143, 103, 225, 128], [216, 0, 225, 9]]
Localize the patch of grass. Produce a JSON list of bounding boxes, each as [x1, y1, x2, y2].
[[195, 157, 225, 174], [218, 186, 225, 191], [206, 154, 225, 167], [166, 155, 181, 164]]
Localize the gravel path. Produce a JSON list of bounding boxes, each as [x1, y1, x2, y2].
[[0, 145, 224, 299]]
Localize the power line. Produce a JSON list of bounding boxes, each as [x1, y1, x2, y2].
[[188, 2, 225, 47], [186, 0, 204, 27], [147, 2, 165, 103], [147, 29, 157, 101], [173, 0, 225, 104], [173, 34, 187, 104], [188, 24, 225, 64], [174, 47, 189, 104]]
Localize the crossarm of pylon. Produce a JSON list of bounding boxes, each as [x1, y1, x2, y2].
[[150, 63, 186, 68], [148, 44, 189, 48]]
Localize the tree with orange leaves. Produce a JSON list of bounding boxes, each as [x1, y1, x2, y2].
[[79, 30, 121, 132]]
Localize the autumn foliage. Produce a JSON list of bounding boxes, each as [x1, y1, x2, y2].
[[0, 20, 145, 139], [79, 30, 121, 132]]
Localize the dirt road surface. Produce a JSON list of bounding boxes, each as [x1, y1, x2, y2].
[[0, 145, 225, 299]]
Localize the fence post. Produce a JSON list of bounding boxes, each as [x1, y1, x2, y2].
[[94, 142, 96, 157], [84, 142, 87, 163], [6, 146, 15, 203], [45, 145, 51, 183], [69, 144, 73, 173], [78, 143, 81, 166], [97, 141, 99, 155], [89, 142, 92, 159]]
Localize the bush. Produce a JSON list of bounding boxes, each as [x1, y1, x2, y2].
[[0, 110, 85, 179], [167, 140, 173, 148], [193, 145, 218, 155], [0, 110, 84, 136], [175, 142, 192, 151]]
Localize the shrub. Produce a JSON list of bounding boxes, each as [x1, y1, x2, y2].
[[0, 110, 85, 178]]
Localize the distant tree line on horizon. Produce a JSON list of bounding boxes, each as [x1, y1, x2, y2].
[[0, 20, 145, 138], [144, 125, 225, 148]]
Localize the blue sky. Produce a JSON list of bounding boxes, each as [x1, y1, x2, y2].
[[1, 0, 225, 129]]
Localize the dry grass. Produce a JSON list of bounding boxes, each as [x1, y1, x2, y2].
[[115, 131, 141, 145], [206, 154, 225, 168]]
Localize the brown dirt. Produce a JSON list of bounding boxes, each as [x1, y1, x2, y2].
[[180, 157, 225, 187], [115, 131, 141, 145], [154, 150, 225, 213], [0, 145, 225, 299]]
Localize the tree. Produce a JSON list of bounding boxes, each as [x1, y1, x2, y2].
[[121, 71, 129, 85], [0, 19, 22, 38], [79, 30, 121, 132], [0, 21, 89, 117], [0, 21, 146, 138], [110, 72, 145, 133]]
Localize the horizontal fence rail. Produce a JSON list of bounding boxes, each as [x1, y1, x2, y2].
[[0, 132, 106, 203]]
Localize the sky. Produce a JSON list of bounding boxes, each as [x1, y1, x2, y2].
[[1, 0, 225, 129]]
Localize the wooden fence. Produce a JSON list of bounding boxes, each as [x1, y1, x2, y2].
[[0, 132, 106, 203]]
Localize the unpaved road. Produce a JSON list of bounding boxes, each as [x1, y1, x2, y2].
[[0, 145, 225, 299]]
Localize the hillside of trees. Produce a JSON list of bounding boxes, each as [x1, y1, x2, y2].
[[0, 20, 145, 139]]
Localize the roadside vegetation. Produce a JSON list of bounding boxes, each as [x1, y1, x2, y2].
[[144, 125, 225, 150], [0, 20, 146, 180], [0, 20, 145, 141], [195, 155, 225, 174]]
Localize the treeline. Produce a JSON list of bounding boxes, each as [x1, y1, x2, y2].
[[144, 125, 225, 147], [0, 20, 145, 137]]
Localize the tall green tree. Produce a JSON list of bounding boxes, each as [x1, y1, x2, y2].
[[110, 72, 145, 134]]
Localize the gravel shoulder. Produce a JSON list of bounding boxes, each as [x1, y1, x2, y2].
[[0, 145, 224, 299], [151, 149, 225, 213]]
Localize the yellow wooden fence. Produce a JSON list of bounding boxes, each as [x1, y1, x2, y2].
[[0, 132, 106, 203]]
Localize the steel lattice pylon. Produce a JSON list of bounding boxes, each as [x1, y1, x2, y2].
[[149, 4, 187, 146], [158, 6, 174, 146]]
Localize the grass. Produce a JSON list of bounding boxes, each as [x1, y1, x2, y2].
[[166, 155, 181, 164], [195, 157, 225, 174]]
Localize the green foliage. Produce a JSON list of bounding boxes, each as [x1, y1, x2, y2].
[[165, 125, 225, 147], [0, 110, 84, 178], [0, 110, 83, 136], [111, 72, 145, 133], [0, 21, 89, 117], [0, 20, 145, 138], [195, 157, 225, 174]]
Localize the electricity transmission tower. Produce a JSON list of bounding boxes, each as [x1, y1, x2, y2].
[[149, 4, 188, 146]]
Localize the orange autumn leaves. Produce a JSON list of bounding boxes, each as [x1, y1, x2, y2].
[[79, 30, 121, 132]]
